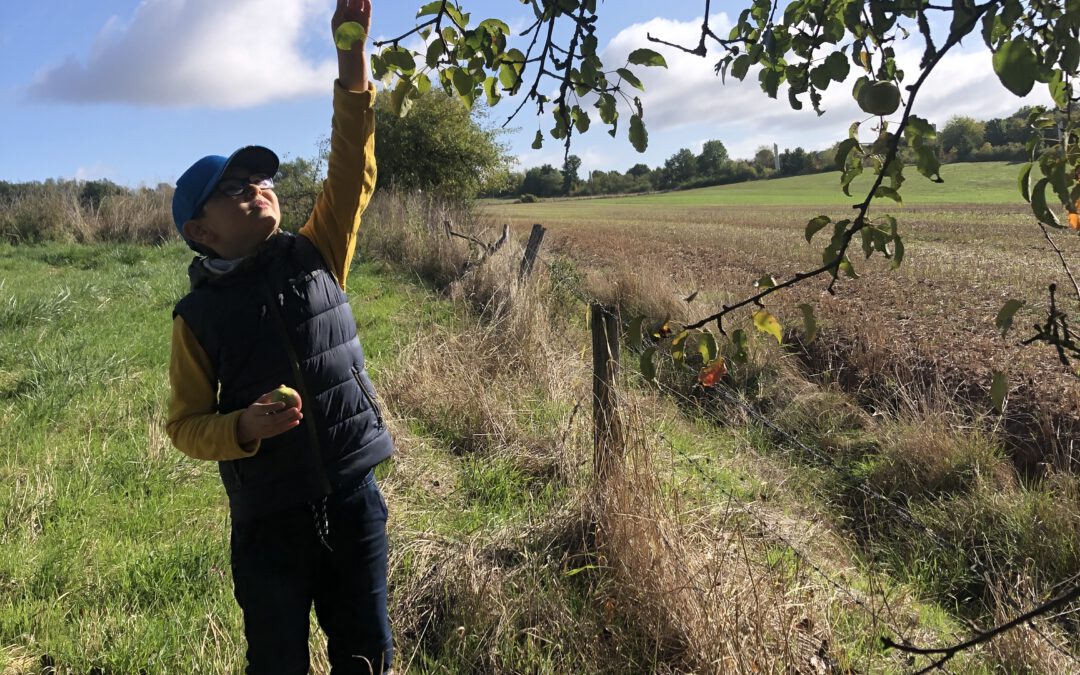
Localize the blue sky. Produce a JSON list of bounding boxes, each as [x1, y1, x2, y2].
[[0, 1, 1051, 187]]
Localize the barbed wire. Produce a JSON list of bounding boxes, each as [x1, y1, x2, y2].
[[539, 257, 1080, 671], [449, 227, 1080, 671]]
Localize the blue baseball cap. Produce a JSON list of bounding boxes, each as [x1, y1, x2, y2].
[[172, 145, 279, 240]]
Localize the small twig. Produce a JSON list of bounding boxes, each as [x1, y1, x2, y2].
[[1038, 221, 1080, 305], [883, 584, 1080, 674]]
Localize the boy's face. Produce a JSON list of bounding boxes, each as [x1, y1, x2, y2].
[[183, 165, 281, 259]]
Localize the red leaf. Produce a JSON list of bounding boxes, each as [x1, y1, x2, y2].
[[698, 358, 728, 387]]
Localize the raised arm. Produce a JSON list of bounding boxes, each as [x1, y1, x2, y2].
[[333, 0, 371, 93], [299, 0, 377, 290]]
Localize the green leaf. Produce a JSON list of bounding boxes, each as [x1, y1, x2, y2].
[[805, 215, 831, 243], [382, 48, 416, 73], [617, 68, 644, 91], [389, 78, 414, 117], [990, 370, 1007, 413], [914, 146, 943, 183], [672, 330, 688, 366], [628, 316, 644, 352], [992, 38, 1037, 96], [416, 1, 443, 18], [452, 68, 474, 97], [834, 138, 860, 169], [700, 331, 718, 362], [596, 93, 618, 124], [426, 39, 445, 68], [414, 72, 432, 96], [640, 347, 657, 383], [334, 22, 367, 51], [839, 258, 859, 278], [1032, 178, 1062, 227], [891, 234, 905, 269], [731, 329, 749, 364], [731, 55, 751, 80], [572, 106, 591, 134], [874, 186, 903, 203], [628, 48, 668, 68], [752, 309, 783, 344], [995, 299, 1024, 336], [499, 48, 525, 91], [483, 76, 500, 106], [531, 130, 543, 150], [799, 304, 818, 343], [754, 274, 777, 289], [629, 114, 648, 153]]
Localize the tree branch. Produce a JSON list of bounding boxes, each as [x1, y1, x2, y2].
[[1039, 221, 1080, 305], [684, 0, 1001, 332], [883, 583, 1080, 674]]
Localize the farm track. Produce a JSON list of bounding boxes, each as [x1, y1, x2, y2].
[[486, 200, 1080, 469]]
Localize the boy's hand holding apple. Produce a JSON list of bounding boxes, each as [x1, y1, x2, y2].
[[237, 385, 304, 444]]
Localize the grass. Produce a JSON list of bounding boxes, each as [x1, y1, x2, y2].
[[0, 241, 457, 672], [4, 188, 1079, 672], [488, 160, 1024, 210]]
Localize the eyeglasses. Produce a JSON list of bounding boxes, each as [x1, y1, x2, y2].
[[216, 174, 275, 197]]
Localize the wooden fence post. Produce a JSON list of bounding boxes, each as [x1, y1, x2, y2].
[[519, 223, 546, 280], [591, 303, 623, 480]]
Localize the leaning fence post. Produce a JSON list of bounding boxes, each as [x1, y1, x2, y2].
[[591, 303, 623, 480], [519, 223, 546, 280]]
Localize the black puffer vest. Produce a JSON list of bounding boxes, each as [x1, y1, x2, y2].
[[173, 232, 394, 522]]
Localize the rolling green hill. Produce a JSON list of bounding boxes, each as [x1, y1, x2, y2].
[[503, 161, 1026, 207]]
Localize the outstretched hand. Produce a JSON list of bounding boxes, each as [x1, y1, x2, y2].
[[332, 0, 372, 38], [237, 388, 304, 445], [333, 0, 372, 92]]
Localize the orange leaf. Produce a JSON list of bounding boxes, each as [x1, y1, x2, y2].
[[1070, 211, 1080, 230], [698, 358, 728, 387]]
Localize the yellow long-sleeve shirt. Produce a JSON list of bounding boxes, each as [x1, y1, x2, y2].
[[166, 82, 377, 462]]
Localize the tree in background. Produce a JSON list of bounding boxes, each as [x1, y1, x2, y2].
[[562, 154, 582, 196], [374, 90, 511, 200], [753, 146, 776, 174], [660, 148, 697, 189], [778, 147, 809, 176], [696, 140, 730, 179], [275, 140, 329, 231], [939, 116, 987, 161], [521, 164, 563, 198]]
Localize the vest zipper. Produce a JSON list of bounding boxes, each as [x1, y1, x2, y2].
[[352, 367, 385, 429], [263, 285, 332, 493]]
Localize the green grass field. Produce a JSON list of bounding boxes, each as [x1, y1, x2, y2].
[[0, 242, 454, 672], [494, 160, 1024, 209], [4, 207, 1078, 671]]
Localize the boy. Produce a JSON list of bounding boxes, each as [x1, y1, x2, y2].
[[165, 1, 393, 672]]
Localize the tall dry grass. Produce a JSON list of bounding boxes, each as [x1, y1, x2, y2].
[[358, 190, 1035, 672], [0, 182, 175, 245]]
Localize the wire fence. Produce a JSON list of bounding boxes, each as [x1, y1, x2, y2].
[[551, 254, 1080, 672], [444, 220, 1080, 672]]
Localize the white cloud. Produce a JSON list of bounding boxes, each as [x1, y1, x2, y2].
[[26, 0, 336, 108], [74, 163, 113, 181], [598, 15, 1052, 161]]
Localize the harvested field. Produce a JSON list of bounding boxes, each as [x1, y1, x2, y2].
[[485, 175, 1080, 469]]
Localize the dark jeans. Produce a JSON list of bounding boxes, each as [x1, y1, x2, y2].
[[230, 471, 393, 674]]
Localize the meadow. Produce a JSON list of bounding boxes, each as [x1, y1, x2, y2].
[[2, 171, 1079, 672]]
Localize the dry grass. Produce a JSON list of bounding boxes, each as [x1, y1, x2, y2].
[[487, 198, 1080, 473], [0, 183, 175, 245]]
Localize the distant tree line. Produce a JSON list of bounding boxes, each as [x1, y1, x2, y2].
[[497, 106, 1040, 200]]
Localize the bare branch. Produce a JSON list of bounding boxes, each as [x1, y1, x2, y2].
[[883, 584, 1080, 674]]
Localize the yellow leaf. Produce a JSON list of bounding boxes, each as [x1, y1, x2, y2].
[[753, 309, 783, 344]]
